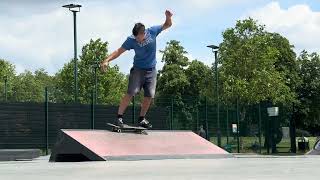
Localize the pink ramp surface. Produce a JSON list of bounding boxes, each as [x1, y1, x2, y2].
[[63, 130, 232, 160]]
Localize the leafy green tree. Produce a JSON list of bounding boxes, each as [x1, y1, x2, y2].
[[11, 69, 53, 102], [157, 40, 190, 97], [54, 39, 127, 104], [296, 51, 320, 133], [0, 59, 15, 101], [219, 18, 296, 112], [185, 60, 214, 99], [268, 33, 300, 93], [52, 61, 74, 103], [157, 40, 214, 129]]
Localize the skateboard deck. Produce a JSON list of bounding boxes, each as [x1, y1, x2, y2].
[[107, 123, 148, 135]]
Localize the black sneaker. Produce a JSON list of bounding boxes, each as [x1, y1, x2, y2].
[[138, 118, 152, 129], [116, 117, 125, 128]]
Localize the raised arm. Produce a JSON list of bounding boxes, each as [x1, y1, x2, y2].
[[162, 10, 173, 31], [100, 47, 126, 72]]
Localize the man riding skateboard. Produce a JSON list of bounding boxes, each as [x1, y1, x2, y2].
[[100, 10, 173, 129]]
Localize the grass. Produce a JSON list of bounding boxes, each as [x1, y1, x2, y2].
[[210, 136, 318, 154]]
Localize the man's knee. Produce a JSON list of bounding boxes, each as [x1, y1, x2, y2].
[[125, 93, 134, 98], [127, 87, 141, 97], [144, 88, 156, 98], [121, 94, 133, 103]]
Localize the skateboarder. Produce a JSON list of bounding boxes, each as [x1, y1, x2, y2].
[[100, 10, 173, 128]]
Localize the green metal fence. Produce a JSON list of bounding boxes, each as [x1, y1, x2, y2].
[[0, 87, 300, 155]]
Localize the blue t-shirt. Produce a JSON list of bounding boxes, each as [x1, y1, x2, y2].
[[121, 25, 163, 69]]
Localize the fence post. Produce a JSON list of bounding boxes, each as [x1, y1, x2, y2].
[[94, 65, 98, 103], [258, 102, 262, 154], [91, 90, 95, 129], [196, 107, 199, 131], [266, 108, 270, 154], [205, 97, 209, 141], [217, 98, 221, 147], [236, 98, 240, 153], [44, 87, 49, 155], [271, 115, 277, 154], [226, 107, 229, 144], [290, 103, 296, 153], [170, 96, 173, 130], [4, 76, 7, 102]]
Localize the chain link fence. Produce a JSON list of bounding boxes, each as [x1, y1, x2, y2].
[[1, 86, 316, 155]]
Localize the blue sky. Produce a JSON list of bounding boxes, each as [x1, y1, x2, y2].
[[0, 0, 319, 75]]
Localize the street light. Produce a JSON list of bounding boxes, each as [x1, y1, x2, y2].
[[4, 76, 7, 102], [91, 62, 99, 103], [62, 4, 82, 12], [267, 106, 279, 154], [62, 3, 82, 103], [207, 44, 221, 147], [91, 62, 99, 130]]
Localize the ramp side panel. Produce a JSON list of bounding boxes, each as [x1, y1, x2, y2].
[[49, 130, 105, 162]]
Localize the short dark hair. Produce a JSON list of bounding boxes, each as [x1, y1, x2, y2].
[[132, 23, 145, 36]]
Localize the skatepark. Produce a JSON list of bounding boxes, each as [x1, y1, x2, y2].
[[1, 128, 320, 180], [1, 153, 320, 180], [1, 1, 320, 180]]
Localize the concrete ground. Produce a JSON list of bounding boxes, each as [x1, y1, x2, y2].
[[0, 155, 319, 180]]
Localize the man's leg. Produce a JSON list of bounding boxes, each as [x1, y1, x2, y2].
[[116, 67, 142, 126], [138, 96, 153, 128], [138, 68, 157, 128], [118, 94, 133, 115], [139, 97, 153, 117]]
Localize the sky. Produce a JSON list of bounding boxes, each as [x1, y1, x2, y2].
[[0, 0, 319, 75]]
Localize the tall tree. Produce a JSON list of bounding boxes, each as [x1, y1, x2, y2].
[[185, 60, 214, 99], [11, 69, 53, 102], [157, 40, 190, 97], [219, 18, 296, 109], [53, 61, 74, 103], [296, 51, 320, 134], [54, 39, 127, 104], [268, 33, 300, 93], [157, 40, 214, 129], [0, 59, 15, 101]]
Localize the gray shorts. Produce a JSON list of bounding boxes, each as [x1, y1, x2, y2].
[[127, 67, 157, 98]]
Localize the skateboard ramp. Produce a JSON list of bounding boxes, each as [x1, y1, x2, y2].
[[0, 149, 40, 161], [50, 129, 232, 162]]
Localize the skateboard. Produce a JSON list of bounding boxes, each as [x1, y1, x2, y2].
[[107, 123, 148, 135]]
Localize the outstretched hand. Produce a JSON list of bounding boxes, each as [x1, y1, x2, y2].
[[165, 10, 173, 18], [100, 61, 109, 73]]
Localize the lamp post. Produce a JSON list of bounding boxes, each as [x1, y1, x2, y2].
[[92, 62, 99, 103], [267, 106, 279, 154], [207, 44, 221, 147], [4, 76, 7, 102], [62, 3, 82, 103], [91, 62, 99, 130]]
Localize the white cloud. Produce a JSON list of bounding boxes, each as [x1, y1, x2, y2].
[[0, 9, 72, 74], [173, 0, 251, 10], [245, 1, 320, 53], [0, 0, 265, 75], [0, 1, 165, 74]]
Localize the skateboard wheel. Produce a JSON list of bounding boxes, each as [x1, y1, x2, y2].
[[117, 129, 121, 133]]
